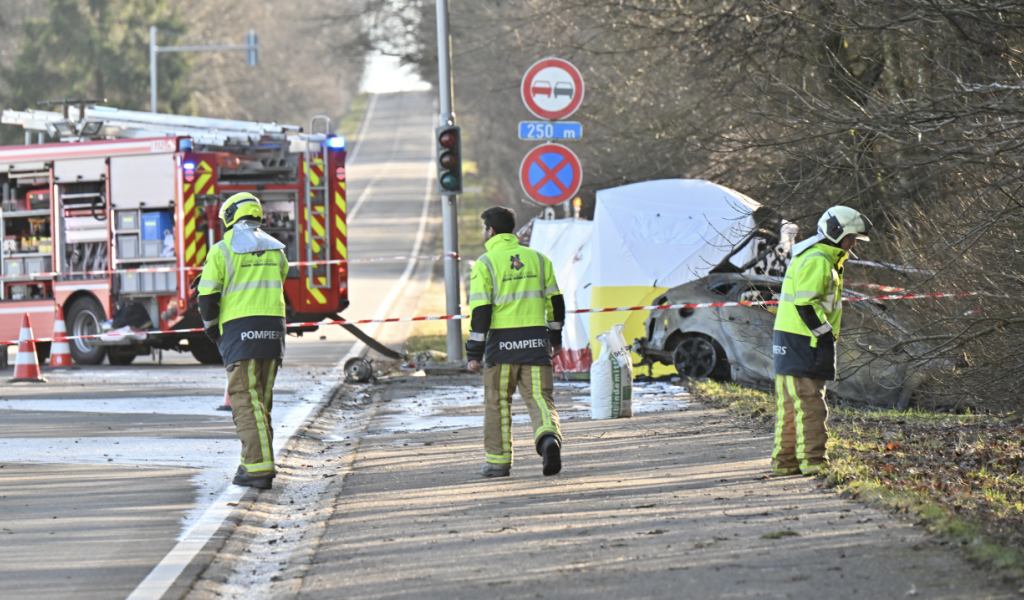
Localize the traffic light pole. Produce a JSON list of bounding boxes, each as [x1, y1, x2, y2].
[[436, 0, 464, 362]]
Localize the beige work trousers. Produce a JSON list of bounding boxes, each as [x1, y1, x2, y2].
[[483, 364, 561, 466], [227, 359, 279, 476], [772, 374, 829, 474]]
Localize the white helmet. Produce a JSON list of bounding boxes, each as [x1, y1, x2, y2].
[[792, 206, 872, 256]]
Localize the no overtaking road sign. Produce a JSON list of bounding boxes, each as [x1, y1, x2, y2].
[[521, 58, 585, 120], [519, 143, 582, 206]]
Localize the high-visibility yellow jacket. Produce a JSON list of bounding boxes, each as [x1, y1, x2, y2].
[[772, 242, 847, 380], [197, 227, 288, 363], [466, 233, 563, 365]]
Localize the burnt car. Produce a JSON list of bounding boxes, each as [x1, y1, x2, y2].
[[632, 272, 926, 407]]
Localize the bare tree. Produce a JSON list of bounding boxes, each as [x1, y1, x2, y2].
[[371, 0, 1024, 409]]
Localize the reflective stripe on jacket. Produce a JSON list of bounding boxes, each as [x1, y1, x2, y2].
[[774, 242, 847, 345], [772, 242, 847, 381], [197, 229, 289, 331], [469, 233, 560, 364]]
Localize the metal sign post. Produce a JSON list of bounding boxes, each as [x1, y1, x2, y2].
[[149, 26, 258, 113], [436, 0, 463, 362]]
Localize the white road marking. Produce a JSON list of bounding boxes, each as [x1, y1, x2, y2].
[[0, 436, 233, 469], [0, 394, 305, 416], [346, 98, 410, 223], [339, 157, 434, 368], [0, 396, 222, 415], [124, 379, 338, 600]]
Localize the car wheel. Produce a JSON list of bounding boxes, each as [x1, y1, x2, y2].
[[66, 296, 106, 365], [108, 347, 137, 365], [672, 336, 719, 379], [189, 336, 223, 365]]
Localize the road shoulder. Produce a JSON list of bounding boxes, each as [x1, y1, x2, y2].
[[281, 374, 1016, 600]]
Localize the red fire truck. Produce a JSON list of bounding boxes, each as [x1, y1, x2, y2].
[[0, 104, 348, 365]]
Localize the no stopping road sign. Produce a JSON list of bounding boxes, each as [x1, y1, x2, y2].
[[519, 143, 582, 205]]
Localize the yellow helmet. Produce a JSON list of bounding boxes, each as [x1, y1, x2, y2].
[[220, 192, 263, 229]]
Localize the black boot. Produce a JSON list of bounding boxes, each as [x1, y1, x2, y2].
[[232, 465, 274, 489], [537, 435, 562, 476]]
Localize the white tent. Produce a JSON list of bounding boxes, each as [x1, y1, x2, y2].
[[590, 179, 766, 372], [529, 218, 593, 372], [592, 179, 762, 289]]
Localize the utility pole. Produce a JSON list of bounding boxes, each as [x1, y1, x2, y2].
[[436, 0, 463, 362], [150, 26, 258, 113]]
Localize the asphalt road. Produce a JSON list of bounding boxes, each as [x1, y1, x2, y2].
[[0, 91, 438, 600]]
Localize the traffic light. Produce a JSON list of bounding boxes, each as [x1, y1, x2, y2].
[[436, 125, 462, 194]]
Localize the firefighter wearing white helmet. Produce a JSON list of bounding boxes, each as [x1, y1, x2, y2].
[[771, 206, 872, 477], [197, 192, 288, 489]]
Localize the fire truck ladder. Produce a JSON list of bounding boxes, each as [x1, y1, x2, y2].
[[303, 115, 331, 296], [1, 104, 300, 146]]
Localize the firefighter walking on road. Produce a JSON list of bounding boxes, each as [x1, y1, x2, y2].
[[198, 192, 288, 489], [771, 206, 872, 477], [466, 207, 565, 478]]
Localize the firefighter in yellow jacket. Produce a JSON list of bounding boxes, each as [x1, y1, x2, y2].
[[772, 206, 872, 476], [197, 193, 288, 489], [466, 207, 565, 478]]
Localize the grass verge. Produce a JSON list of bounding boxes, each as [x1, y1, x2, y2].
[[337, 93, 371, 148], [404, 333, 471, 356], [688, 378, 1024, 579]]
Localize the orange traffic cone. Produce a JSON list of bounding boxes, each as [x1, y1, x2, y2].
[[216, 383, 231, 411], [11, 313, 45, 382], [49, 305, 73, 368]]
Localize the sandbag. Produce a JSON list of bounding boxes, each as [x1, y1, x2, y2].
[[590, 323, 633, 419]]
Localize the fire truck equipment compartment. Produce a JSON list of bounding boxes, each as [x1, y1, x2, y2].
[[120, 272, 140, 293], [24, 256, 51, 274], [65, 216, 108, 230], [54, 158, 106, 183], [140, 271, 176, 293], [110, 155, 175, 209], [116, 234, 139, 259], [141, 211, 173, 240], [65, 228, 108, 243], [142, 240, 162, 258], [26, 190, 50, 210], [115, 210, 139, 230], [4, 258, 24, 276]]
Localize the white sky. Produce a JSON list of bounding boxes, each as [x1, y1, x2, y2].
[[360, 52, 432, 94]]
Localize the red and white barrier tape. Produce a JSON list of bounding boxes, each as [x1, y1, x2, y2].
[[847, 259, 934, 275], [0, 290, 989, 347], [837, 281, 906, 293], [0, 253, 460, 281]]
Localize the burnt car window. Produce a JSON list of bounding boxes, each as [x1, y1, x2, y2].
[[706, 282, 734, 296], [737, 284, 780, 312]]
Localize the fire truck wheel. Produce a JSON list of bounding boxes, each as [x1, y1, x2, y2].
[[108, 347, 137, 365], [35, 341, 51, 365], [189, 337, 223, 365], [66, 296, 107, 365]]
